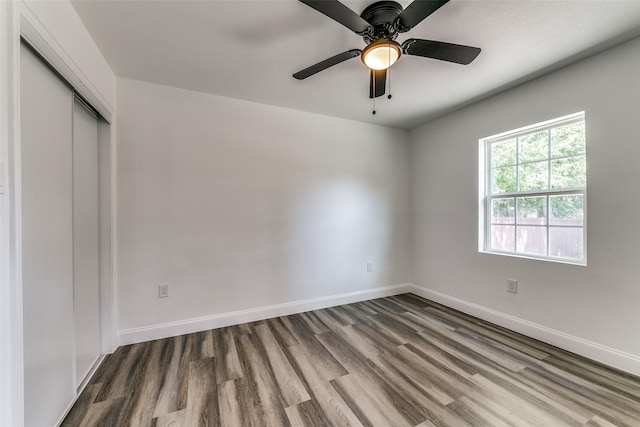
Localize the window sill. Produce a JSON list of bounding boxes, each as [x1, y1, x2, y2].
[[479, 249, 587, 266]]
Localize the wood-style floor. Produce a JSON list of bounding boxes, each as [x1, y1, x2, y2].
[[62, 294, 640, 426]]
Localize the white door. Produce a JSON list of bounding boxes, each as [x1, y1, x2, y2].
[[21, 41, 104, 425], [21, 42, 75, 427], [73, 99, 101, 387]]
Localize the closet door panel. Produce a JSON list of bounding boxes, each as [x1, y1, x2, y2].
[[73, 100, 101, 386], [20, 43, 75, 427]]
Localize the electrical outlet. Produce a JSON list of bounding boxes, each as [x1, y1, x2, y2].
[[367, 261, 373, 273], [158, 284, 169, 298], [507, 279, 518, 293]]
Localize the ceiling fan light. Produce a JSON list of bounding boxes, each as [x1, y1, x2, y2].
[[362, 41, 401, 70]]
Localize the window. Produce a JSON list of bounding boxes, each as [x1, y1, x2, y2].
[[480, 112, 586, 264]]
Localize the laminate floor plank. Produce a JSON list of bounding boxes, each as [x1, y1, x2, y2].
[[332, 324, 385, 360], [519, 366, 640, 426], [422, 306, 486, 332], [317, 332, 437, 426], [366, 312, 417, 344], [355, 360, 432, 426], [446, 396, 511, 427], [217, 379, 250, 426], [281, 317, 349, 381], [315, 329, 377, 373], [544, 355, 640, 401], [345, 301, 380, 318], [587, 415, 621, 427], [63, 293, 640, 427], [389, 345, 466, 405], [281, 314, 317, 343], [481, 321, 639, 394], [331, 373, 412, 427], [117, 339, 167, 426], [366, 354, 470, 425], [462, 323, 551, 360], [326, 306, 356, 326], [152, 409, 186, 427], [469, 374, 576, 427], [152, 335, 191, 417], [266, 317, 301, 348], [235, 332, 291, 426], [61, 383, 102, 426], [184, 357, 219, 427], [313, 308, 349, 332], [88, 344, 129, 385], [76, 397, 125, 427], [199, 330, 215, 359], [508, 367, 598, 422], [299, 311, 330, 335], [93, 341, 148, 402], [352, 317, 407, 348], [522, 355, 640, 415], [391, 293, 431, 309], [230, 323, 252, 336], [405, 338, 478, 379], [285, 398, 332, 427], [286, 344, 363, 427], [401, 310, 458, 333], [417, 325, 528, 373], [211, 327, 243, 384], [335, 304, 375, 325], [253, 323, 311, 406], [410, 332, 591, 425], [368, 297, 408, 314], [471, 363, 589, 426]]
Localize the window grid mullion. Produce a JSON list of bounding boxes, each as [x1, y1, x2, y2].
[[547, 129, 552, 193], [516, 136, 520, 192], [546, 130, 551, 257], [494, 151, 585, 169], [546, 194, 550, 257], [513, 197, 520, 252], [515, 137, 519, 252], [486, 141, 492, 252], [491, 187, 584, 199]]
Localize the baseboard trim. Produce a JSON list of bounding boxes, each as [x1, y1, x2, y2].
[[408, 284, 640, 377], [117, 283, 412, 346]]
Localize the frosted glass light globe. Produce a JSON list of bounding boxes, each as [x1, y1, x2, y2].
[[362, 41, 401, 70]]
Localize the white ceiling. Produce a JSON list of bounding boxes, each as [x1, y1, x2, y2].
[[71, 0, 640, 129]]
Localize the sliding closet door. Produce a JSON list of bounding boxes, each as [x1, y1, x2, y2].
[[20, 43, 75, 427], [73, 99, 101, 387]]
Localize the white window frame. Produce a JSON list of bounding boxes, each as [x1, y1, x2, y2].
[[479, 112, 587, 265]]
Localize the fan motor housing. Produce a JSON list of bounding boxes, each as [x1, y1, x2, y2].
[[360, 1, 404, 44]]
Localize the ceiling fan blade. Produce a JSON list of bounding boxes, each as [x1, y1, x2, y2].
[[369, 69, 386, 98], [299, 0, 372, 34], [396, 0, 449, 31], [293, 49, 361, 80], [402, 39, 481, 65]]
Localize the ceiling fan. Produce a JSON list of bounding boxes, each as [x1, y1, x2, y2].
[[293, 0, 481, 99]]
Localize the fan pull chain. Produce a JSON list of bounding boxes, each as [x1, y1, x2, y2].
[[372, 71, 376, 115], [387, 45, 392, 100]]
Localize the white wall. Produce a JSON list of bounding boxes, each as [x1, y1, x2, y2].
[[410, 36, 640, 374], [116, 78, 411, 342]]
